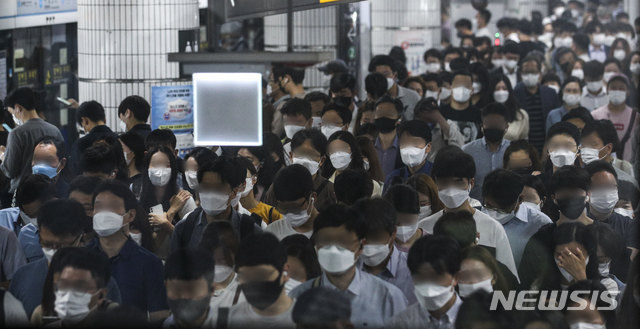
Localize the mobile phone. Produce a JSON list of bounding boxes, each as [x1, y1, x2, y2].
[[57, 97, 71, 106], [150, 204, 163, 215]]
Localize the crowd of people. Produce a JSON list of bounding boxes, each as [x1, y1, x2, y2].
[[0, 1, 638, 328]]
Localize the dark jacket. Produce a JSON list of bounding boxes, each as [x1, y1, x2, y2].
[[513, 83, 561, 122], [70, 125, 118, 175]]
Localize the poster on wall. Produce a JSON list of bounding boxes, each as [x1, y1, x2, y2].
[[151, 85, 194, 158], [394, 30, 432, 76]]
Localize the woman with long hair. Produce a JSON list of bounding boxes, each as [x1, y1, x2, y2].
[[237, 142, 277, 201], [404, 173, 445, 220], [457, 245, 511, 297], [356, 136, 385, 183], [487, 74, 529, 140], [118, 132, 146, 184]]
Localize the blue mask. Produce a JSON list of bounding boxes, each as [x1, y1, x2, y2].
[[32, 163, 59, 179]]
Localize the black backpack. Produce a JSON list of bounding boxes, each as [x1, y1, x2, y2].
[[178, 208, 258, 250]]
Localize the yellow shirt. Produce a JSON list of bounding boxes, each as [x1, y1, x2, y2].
[[248, 202, 282, 225]]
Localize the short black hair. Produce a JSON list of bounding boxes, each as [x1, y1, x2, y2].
[[334, 170, 374, 206], [69, 175, 103, 196], [375, 95, 404, 117], [119, 132, 146, 173], [145, 129, 177, 150], [351, 198, 396, 236], [281, 98, 312, 121], [583, 60, 605, 78], [81, 143, 118, 175], [407, 235, 461, 275], [450, 57, 470, 72], [321, 102, 352, 125], [291, 129, 328, 156], [481, 102, 509, 122], [364, 73, 388, 99], [164, 249, 215, 284], [542, 72, 563, 87], [585, 19, 604, 34], [455, 19, 472, 30], [439, 71, 454, 85], [397, 120, 432, 144], [16, 174, 56, 207], [235, 232, 288, 273], [584, 160, 618, 180], [423, 48, 443, 62], [76, 101, 107, 125], [522, 175, 546, 201], [433, 211, 477, 249], [607, 75, 629, 89], [572, 33, 591, 52], [273, 164, 314, 202], [184, 147, 217, 168], [517, 19, 533, 35], [4, 87, 37, 110], [502, 42, 521, 56], [547, 121, 582, 146], [383, 184, 420, 215], [304, 91, 331, 105], [421, 73, 442, 87], [38, 199, 86, 238], [452, 69, 473, 82], [549, 165, 591, 195], [272, 64, 306, 85], [58, 247, 111, 288], [561, 107, 594, 128], [581, 120, 619, 150], [330, 73, 357, 93], [197, 155, 245, 189], [93, 179, 140, 212], [117, 95, 150, 122], [478, 9, 491, 23], [368, 55, 397, 73], [496, 17, 517, 30], [482, 169, 525, 208], [431, 145, 476, 180], [313, 203, 366, 240], [521, 55, 542, 72], [281, 235, 322, 280]]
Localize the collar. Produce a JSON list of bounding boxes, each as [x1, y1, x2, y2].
[[131, 123, 151, 131], [322, 267, 362, 296], [502, 66, 517, 75], [374, 135, 399, 150], [385, 246, 400, 278], [583, 86, 607, 97], [514, 204, 530, 223], [444, 293, 463, 323], [90, 236, 136, 261], [480, 137, 508, 150], [90, 125, 114, 133], [199, 207, 239, 225], [396, 85, 406, 98], [589, 44, 604, 52]]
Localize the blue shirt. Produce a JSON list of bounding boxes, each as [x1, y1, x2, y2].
[[462, 138, 510, 200], [383, 161, 433, 195], [16, 223, 43, 263], [546, 106, 569, 132], [0, 207, 22, 237], [289, 267, 408, 329], [502, 203, 553, 268], [9, 257, 122, 318], [375, 135, 399, 178], [358, 246, 416, 305], [87, 237, 168, 312]]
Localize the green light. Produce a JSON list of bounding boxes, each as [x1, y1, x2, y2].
[[495, 33, 500, 37]]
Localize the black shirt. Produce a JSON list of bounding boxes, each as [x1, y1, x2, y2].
[[518, 223, 557, 290], [70, 125, 118, 175], [524, 88, 545, 153], [129, 124, 152, 139], [439, 103, 481, 144]]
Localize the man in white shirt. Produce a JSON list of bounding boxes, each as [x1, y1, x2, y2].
[[581, 61, 609, 111], [586, 20, 608, 63], [475, 9, 493, 38]]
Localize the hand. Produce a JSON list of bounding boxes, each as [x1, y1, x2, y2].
[[532, 171, 541, 176], [557, 247, 587, 281], [416, 109, 443, 124], [149, 213, 170, 228], [67, 98, 80, 109], [0, 145, 5, 161], [170, 190, 192, 212]]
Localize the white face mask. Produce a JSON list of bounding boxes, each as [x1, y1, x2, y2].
[[419, 205, 432, 220], [55, 289, 97, 324], [603, 72, 615, 83], [330, 151, 352, 171], [185, 170, 199, 190], [522, 201, 541, 211], [571, 69, 584, 80], [589, 189, 618, 213], [482, 207, 516, 225], [439, 87, 451, 100], [439, 186, 470, 209], [491, 59, 504, 68], [598, 260, 611, 277], [200, 191, 230, 216], [561, 37, 573, 48], [321, 125, 343, 139], [396, 223, 419, 243], [363, 160, 370, 171], [282, 198, 314, 228], [522, 74, 540, 87], [285, 276, 302, 294], [214, 265, 235, 283], [586, 81, 603, 93], [563, 93, 582, 106], [554, 37, 564, 49], [148, 167, 172, 187], [230, 190, 242, 207], [118, 115, 128, 132], [444, 62, 452, 72], [19, 210, 37, 227], [414, 279, 455, 311], [93, 211, 125, 237], [604, 35, 616, 47], [580, 146, 606, 164], [386, 78, 395, 90], [569, 322, 606, 329], [554, 6, 565, 17], [400, 146, 428, 168], [614, 207, 634, 218], [292, 157, 320, 176], [493, 90, 509, 103], [284, 125, 306, 140], [311, 117, 322, 130], [549, 149, 577, 168], [452, 87, 471, 103], [613, 49, 626, 61], [593, 33, 606, 46], [241, 177, 254, 198], [548, 84, 560, 94], [458, 276, 494, 298], [317, 245, 357, 275], [426, 63, 441, 73], [124, 151, 133, 166], [425, 90, 439, 100], [361, 240, 392, 267], [472, 82, 482, 94], [630, 63, 640, 75], [556, 256, 589, 282], [504, 59, 518, 70], [608, 90, 627, 105], [42, 247, 56, 262], [130, 232, 142, 245]]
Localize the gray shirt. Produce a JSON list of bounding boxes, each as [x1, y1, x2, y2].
[[396, 85, 421, 120], [502, 203, 553, 268], [427, 120, 465, 163], [462, 137, 511, 200], [228, 300, 296, 329], [289, 268, 408, 329], [2, 289, 29, 327], [358, 246, 416, 305], [0, 118, 63, 192], [0, 225, 27, 281], [385, 293, 463, 329]]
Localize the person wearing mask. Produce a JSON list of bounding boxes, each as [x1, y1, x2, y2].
[[439, 70, 481, 144], [268, 69, 291, 110], [326, 132, 368, 187], [438, 71, 455, 105], [456, 246, 511, 298], [0, 174, 55, 238], [236, 157, 281, 226], [30, 137, 69, 198], [418, 146, 519, 279], [488, 75, 529, 141], [490, 43, 521, 88], [265, 165, 318, 240], [351, 198, 415, 304], [88, 180, 169, 320], [183, 147, 217, 203], [334, 169, 374, 206], [497, 17, 520, 43], [385, 235, 462, 328], [118, 132, 146, 185], [591, 75, 639, 162], [117, 95, 151, 137], [0, 87, 63, 198], [304, 92, 331, 130], [581, 61, 609, 111], [475, 9, 492, 38], [584, 161, 638, 258], [580, 120, 636, 185], [320, 103, 353, 139], [162, 249, 217, 329], [80, 143, 119, 181], [502, 139, 543, 175], [384, 120, 432, 193], [603, 58, 622, 84], [281, 98, 313, 165], [403, 77, 427, 98], [412, 98, 465, 163], [68, 175, 104, 246], [421, 73, 442, 100], [281, 235, 322, 294], [224, 232, 296, 328], [462, 103, 511, 200], [555, 47, 579, 84], [10, 199, 120, 318], [522, 175, 548, 213], [330, 73, 359, 132], [481, 169, 553, 268], [271, 64, 307, 138], [405, 173, 445, 222], [588, 223, 630, 290], [70, 101, 117, 175], [289, 204, 407, 328], [564, 280, 617, 329], [626, 51, 640, 89], [423, 49, 443, 74], [489, 46, 505, 71], [368, 55, 421, 119], [542, 72, 563, 95], [364, 72, 389, 102], [356, 136, 385, 184], [354, 100, 375, 134], [571, 33, 592, 62], [469, 62, 491, 109], [561, 107, 594, 131], [237, 144, 277, 200], [292, 287, 353, 329], [384, 184, 425, 253], [172, 156, 262, 252], [442, 48, 463, 73], [585, 20, 609, 63], [546, 77, 585, 131], [514, 55, 561, 153]]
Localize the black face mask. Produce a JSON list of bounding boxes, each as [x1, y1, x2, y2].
[[375, 117, 398, 134], [167, 295, 211, 325], [332, 96, 353, 107], [512, 166, 533, 176], [556, 196, 586, 219], [483, 128, 505, 143], [240, 273, 284, 310], [560, 62, 571, 73]]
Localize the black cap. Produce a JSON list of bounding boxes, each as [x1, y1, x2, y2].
[[318, 59, 349, 74]]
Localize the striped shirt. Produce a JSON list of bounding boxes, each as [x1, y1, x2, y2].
[[525, 89, 545, 153]]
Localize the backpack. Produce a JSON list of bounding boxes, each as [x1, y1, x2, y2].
[[179, 208, 255, 250]]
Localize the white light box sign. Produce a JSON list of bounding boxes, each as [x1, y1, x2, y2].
[[193, 73, 263, 146]]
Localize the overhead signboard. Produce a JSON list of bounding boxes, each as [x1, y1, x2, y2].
[[221, 0, 362, 21], [16, 0, 77, 16]]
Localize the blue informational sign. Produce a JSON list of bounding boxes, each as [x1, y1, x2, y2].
[[151, 85, 195, 158]]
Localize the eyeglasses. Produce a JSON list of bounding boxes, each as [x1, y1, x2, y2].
[[40, 234, 82, 250]]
